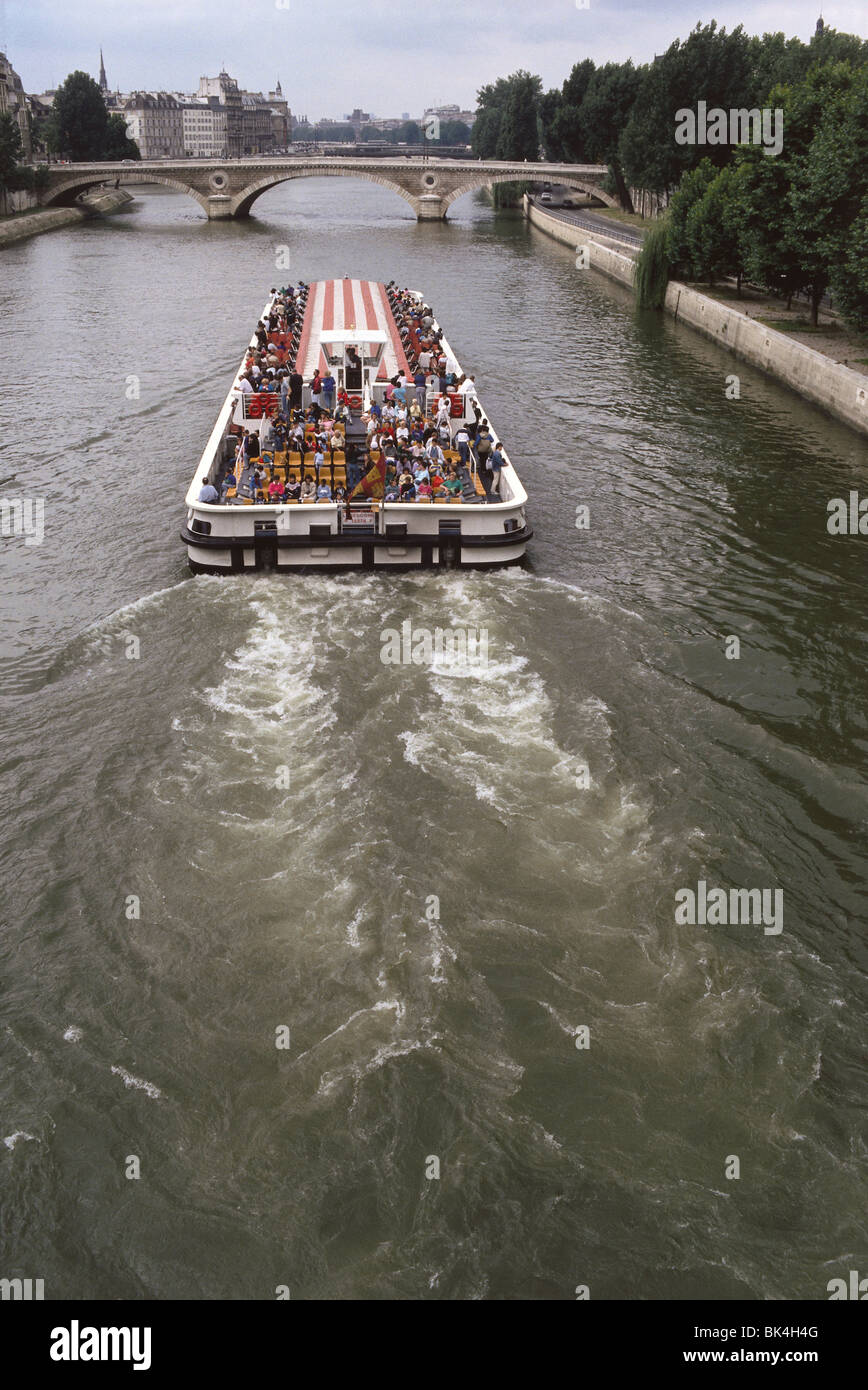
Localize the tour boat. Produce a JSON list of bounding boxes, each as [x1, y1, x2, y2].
[[181, 278, 532, 571]]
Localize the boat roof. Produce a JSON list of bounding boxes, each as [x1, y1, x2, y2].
[[296, 279, 412, 380]]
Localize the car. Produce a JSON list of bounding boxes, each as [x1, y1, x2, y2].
[[539, 192, 553, 204]]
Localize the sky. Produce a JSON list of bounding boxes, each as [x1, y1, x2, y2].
[[2, 0, 865, 117]]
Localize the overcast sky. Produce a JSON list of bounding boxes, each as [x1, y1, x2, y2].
[[2, 0, 864, 116]]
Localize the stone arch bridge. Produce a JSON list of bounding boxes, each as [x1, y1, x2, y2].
[[40, 156, 615, 221]]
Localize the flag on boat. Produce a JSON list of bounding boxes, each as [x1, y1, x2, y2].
[[349, 452, 386, 500]]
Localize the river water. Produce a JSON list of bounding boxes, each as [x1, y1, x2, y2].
[[1, 180, 866, 1301]]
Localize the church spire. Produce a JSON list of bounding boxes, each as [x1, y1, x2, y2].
[[99, 48, 108, 92]]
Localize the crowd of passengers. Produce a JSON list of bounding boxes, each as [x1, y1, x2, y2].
[[197, 282, 506, 505]]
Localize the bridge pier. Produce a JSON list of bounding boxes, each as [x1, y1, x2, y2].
[[205, 194, 234, 219], [413, 194, 448, 221]]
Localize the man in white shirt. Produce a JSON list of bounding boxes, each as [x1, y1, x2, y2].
[[459, 375, 478, 400], [238, 375, 253, 393]]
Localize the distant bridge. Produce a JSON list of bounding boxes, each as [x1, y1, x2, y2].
[[40, 156, 615, 221]]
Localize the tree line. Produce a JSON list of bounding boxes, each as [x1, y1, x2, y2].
[[472, 22, 868, 330], [1, 70, 140, 203]]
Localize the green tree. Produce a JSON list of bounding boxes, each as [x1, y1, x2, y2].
[[732, 144, 803, 305], [791, 64, 868, 323], [548, 59, 596, 162], [579, 60, 642, 210], [665, 157, 718, 276], [104, 113, 139, 160], [829, 193, 868, 332], [620, 22, 755, 197], [538, 88, 564, 161], [635, 220, 672, 310], [49, 71, 111, 160], [398, 120, 422, 145], [495, 71, 542, 160], [0, 111, 24, 190], [685, 163, 743, 286]]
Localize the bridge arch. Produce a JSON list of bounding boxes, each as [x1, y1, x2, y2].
[[441, 170, 618, 213], [43, 171, 211, 214], [230, 167, 419, 218]]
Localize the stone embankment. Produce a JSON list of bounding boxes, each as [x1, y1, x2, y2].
[[0, 188, 134, 247], [525, 195, 868, 439]]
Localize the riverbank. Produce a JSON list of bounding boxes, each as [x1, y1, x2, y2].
[[0, 188, 134, 248], [0, 205, 88, 247], [525, 195, 868, 439]]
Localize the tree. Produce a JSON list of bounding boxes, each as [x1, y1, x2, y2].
[[49, 71, 111, 160], [732, 145, 803, 305], [547, 59, 596, 162], [620, 22, 755, 197], [578, 60, 642, 210], [635, 220, 671, 309], [473, 72, 541, 161], [104, 113, 139, 160], [685, 163, 743, 286], [665, 158, 718, 277], [439, 119, 471, 145], [830, 193, 868, 332], [538, 89, 563, 160], [0, 112, 24, 190], [791, 64, 868, 323], [495, 71, 541, 160]]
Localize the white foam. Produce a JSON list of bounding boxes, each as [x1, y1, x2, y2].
[[63, 1025, 83, 1043], [3, 1131, 36, 1149], [110, 1066, 162, 1100]]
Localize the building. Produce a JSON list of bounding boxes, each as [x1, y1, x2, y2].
[[241, 91, 274, 153], [122, 92, 185, 158], [179, 96, 227, 158], [267, 80, 290, 150], [197, 71, 244, 156], [0, 52, 32, 159], [423, 103, 476, 128]]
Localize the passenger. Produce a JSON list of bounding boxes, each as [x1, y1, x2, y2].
[[316, 481, 332, 500], [286, 473, 302, 499], [475, 421, 493, 468], [398, 469, 415, 499], [321, 371, 336, 413], [333, 483, 347, 500], [489, 443, 505, 495], [443, 469, 463, 497], [198, 476, 219, 503], [416, 479, 432, 500], [300, 474, 317, 500], [454, 423, 470, 466], [268, 477, 285, 501]]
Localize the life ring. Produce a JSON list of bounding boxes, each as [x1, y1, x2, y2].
[[347, 394, 362, 409]]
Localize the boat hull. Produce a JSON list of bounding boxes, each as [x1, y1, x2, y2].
[[181, 521, 533, 572]]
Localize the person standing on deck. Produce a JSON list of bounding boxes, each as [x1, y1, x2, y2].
[[488, 443, 505, 496], [321, 371, 336, 414], [454, 424, 470, 468]]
